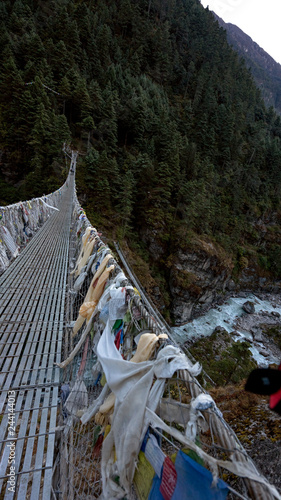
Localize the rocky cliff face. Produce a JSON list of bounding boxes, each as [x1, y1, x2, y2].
[[131, 217, 281, 327], [237, 217, 281, 294], [139, 228, 234, 324], [169, 238, 233, 324]]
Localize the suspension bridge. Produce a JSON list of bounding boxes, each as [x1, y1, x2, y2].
[[0, 155, 76, 499], [0, 152, 280, 500]]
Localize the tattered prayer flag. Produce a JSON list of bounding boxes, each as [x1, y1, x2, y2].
[[134, 451, 155, 500], [148, 451, 229, 500], [92, 434, 103, 458], [159, 457, 177, 500], [145, 435, 165, 478], [172, 451, 229, 500]]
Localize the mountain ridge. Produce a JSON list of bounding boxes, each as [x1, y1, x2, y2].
[[213, 12, 281, 114]]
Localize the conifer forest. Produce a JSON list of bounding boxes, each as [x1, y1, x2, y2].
[[1, 0, 281, 318]]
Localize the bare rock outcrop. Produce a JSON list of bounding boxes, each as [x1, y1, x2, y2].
[[169, 237, 233, 324]]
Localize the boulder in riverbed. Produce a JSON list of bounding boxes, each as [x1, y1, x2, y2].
[[243, 301, 255, 314]]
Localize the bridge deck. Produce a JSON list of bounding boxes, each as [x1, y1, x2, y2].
[[0, 180, 73, 499]]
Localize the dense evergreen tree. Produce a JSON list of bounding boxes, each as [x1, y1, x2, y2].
[[1, 0, 281, 293]]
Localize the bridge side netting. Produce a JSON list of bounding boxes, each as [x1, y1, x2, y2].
[[0, 180, 69, 274], [55, 187, 280, 500]]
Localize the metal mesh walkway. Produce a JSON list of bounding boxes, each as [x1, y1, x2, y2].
[[0, 177, 73, 499]]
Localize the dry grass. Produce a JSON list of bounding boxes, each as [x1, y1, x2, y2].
[[210, 381, 281, 492]]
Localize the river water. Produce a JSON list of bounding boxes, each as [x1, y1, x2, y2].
[[171, 293, 281, 366]]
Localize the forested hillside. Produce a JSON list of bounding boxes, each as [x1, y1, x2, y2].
[[1, 0, 281, 321]]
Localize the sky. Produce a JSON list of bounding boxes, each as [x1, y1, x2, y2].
[[200, 0, 281, 65]]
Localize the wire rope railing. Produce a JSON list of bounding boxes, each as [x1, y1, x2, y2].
[[1, 149, 280, 499], [55, 162, 281, 500]]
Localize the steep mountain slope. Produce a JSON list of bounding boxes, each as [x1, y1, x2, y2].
[[1, 0, 281, 323], [213, 13, 281, 114]]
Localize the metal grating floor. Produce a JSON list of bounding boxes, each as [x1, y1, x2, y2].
[[0, 180, 73, 499]]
